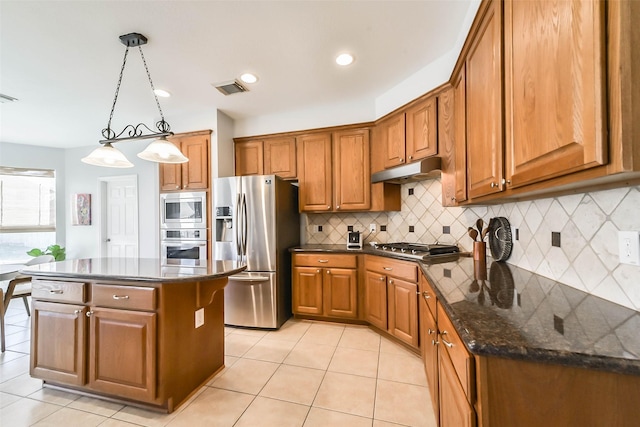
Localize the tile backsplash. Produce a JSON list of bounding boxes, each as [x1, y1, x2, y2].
[[303, 180, 640, 311]]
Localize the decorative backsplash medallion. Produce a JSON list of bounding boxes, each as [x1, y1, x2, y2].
[[303, 180, 640, 311]]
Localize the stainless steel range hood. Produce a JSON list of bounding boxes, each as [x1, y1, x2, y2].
[[371, 157, 442, 184]]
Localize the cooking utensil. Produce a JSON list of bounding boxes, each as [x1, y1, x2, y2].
[[468, 228, 478, 241], [481, 227, 490, 241], [476, 218, 484, 236], [469, 279, 479, 292]]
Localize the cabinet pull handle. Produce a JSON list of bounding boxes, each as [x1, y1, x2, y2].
[[428, 328, 435, 335], [49, 289, 64, 294], [113, 295, 130, 300], [383, 267, 393, 271], [74, 309, 82, 315], [86, 311, 93, 317], [432, 339, 439, 346], [441, 331, 454, 348], [318, 259, 329, 263], [422, 291, 431, 300]]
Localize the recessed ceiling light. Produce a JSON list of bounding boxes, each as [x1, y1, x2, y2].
[[336, 53, 354, 66], [240, 73, 258, 84], [154, 89, 171, 97]]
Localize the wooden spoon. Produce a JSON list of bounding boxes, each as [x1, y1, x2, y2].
[[476, 218, 484, 236], [468, 228, 478, 241], [481, 227, 490, 241]]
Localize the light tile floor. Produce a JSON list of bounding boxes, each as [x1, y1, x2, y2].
[[0, 298, 437, 426]]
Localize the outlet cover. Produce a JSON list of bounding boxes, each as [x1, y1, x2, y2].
[[369, 223, 376, 233], [618, 231, 640, 266], [195, 308, 204, 328]]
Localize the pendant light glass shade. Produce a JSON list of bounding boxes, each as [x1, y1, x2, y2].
[[81, 143, 134, 168], [137, 136, 188, 163]]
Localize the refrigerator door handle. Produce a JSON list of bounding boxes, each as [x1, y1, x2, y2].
[[229, 274, 270, 282], [241, 193, 248, 256], [235, 193, 242, 257]]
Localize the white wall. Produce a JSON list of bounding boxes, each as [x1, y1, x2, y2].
[[216, 111, 235, 178], [65, 142, 159, 259], [0, 142, 67, 246]]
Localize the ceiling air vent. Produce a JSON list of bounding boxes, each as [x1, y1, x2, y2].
[[213, 80, 248, 96]]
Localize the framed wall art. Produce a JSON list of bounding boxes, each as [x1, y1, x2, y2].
[[71, 193, 91, 225]]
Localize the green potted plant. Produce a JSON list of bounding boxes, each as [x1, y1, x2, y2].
[[27, 244, 66, 261]]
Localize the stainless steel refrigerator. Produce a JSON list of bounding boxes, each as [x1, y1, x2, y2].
[[212, 175, 299, 329]]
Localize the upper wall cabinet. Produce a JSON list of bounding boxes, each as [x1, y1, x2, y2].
[[503, 0, 607, 189], [465, 0, 503, 199], [372, 95, 438, 174], [297, 129, 372, 212], [234, 137, 297, 179], [161, 130, 211, 192]]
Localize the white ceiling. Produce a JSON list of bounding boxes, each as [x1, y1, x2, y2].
[[0, 0, 476, 149]]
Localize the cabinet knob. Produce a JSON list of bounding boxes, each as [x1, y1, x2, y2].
[[86, 311, 93, 317], [432, 339, 439, 346], [379, 277, 385, 281], [176, 185, 180, 189], [490, 182, 497, 188], [74, 309, 82, 315], [389, 279, 394, 285], [409, 155, 413, 160], [428, 328, 435, 335], [336, 205, 340, 210], [399, 158, 404, 162], [383, 267, 393, 271], [422, 291, 431, 300], [327, 206, 331, 210], [440, 331, 454, 348], [502, 178, 511, 185], [316, 269, 321, 273], [327, 270, 331, 275], [451, 197, 456, 202]]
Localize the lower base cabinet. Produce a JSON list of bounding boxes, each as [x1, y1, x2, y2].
[[30, 277, 227, 412], [439, 348, 476, 427]]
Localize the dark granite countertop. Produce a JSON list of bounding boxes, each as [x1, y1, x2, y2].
[[21, 258, 246, 283], [291, 245, 640, 376]]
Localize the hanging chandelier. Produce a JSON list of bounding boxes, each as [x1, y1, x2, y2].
[[82, 33, 188, 168]]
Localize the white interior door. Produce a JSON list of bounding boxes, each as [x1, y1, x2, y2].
[[99, 175, 139, 258]]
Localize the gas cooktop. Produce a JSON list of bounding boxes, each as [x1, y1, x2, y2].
[[372, 242, 460, 261]]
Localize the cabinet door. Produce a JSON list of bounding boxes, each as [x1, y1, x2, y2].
[[466, 0, 503, 199], [333, 129, 371, 211], [439, 86, 457, 207], [292, 266, 324, 315], [181, 134, 209, 190], [504, 0, 606, 189], [31, 301, 86, 386], [421, 296, 439, 423], [406, 96, 438, 162], [160, 139, 183, 191], [381, 113, 406, 169], [235, 140, 264, 176], [88, 307, 156, 403], [324, 267, 358, 319], [297, 133, 333, 212], [387, 278, 419, 348], [439, 349, 476, 427], [364, 271, 388, 330], [264, 137, 297, 179], [453, 69, 468, 203]]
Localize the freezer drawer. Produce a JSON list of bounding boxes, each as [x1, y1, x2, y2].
[[224, 271, 278, 328]]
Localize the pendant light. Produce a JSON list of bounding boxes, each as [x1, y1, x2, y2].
[[82, 33, 188, 168]]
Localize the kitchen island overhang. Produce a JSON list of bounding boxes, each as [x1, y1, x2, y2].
[[21, 258, 246, 413]]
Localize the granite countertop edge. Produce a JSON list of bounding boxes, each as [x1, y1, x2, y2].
[[291, 244, 640, 377]]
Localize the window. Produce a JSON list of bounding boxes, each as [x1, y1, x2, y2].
[[0, 167, 56, 263]]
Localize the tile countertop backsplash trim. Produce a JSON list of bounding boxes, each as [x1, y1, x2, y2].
[[302, 180, 640, 311]]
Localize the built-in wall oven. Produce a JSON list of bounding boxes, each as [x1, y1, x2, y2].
[[161, 228, 208, 267], [160, 191, 207, 229]]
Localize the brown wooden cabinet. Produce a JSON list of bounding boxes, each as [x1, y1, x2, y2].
[[296, 132, 333, 212], [465, 0, 503, 199], [234, 140, 264, 177], [161, 130, 210, 192], [292, 254, 358, 319], [377, 112, 406, 170], [31, 300, 87, 386], [419, 275, 439, 423], [406, 96, 438, 163], [297, 129, 379, 213], [364, 255, 419, 349], [439, 347, 476, 427], [503, 0, 606, 189], [235, 137, 297, 179]]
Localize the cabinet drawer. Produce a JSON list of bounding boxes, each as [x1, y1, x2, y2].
[[365, 255, 418, 282], [32, 280, 87, 304], [92, 284, 157, 311], [294, 253, 357, 269], [419, 274, 437, 319], [437, 302, 475, 402]]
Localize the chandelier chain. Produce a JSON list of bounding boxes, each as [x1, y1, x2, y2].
[[138, 46, 167, 126], [105, 46, 130, 137]]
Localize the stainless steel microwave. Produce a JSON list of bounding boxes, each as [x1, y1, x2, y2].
[[160, 191, 207, 229]]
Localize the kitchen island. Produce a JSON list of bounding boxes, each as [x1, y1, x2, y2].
[[21, 258, 245, 413]]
